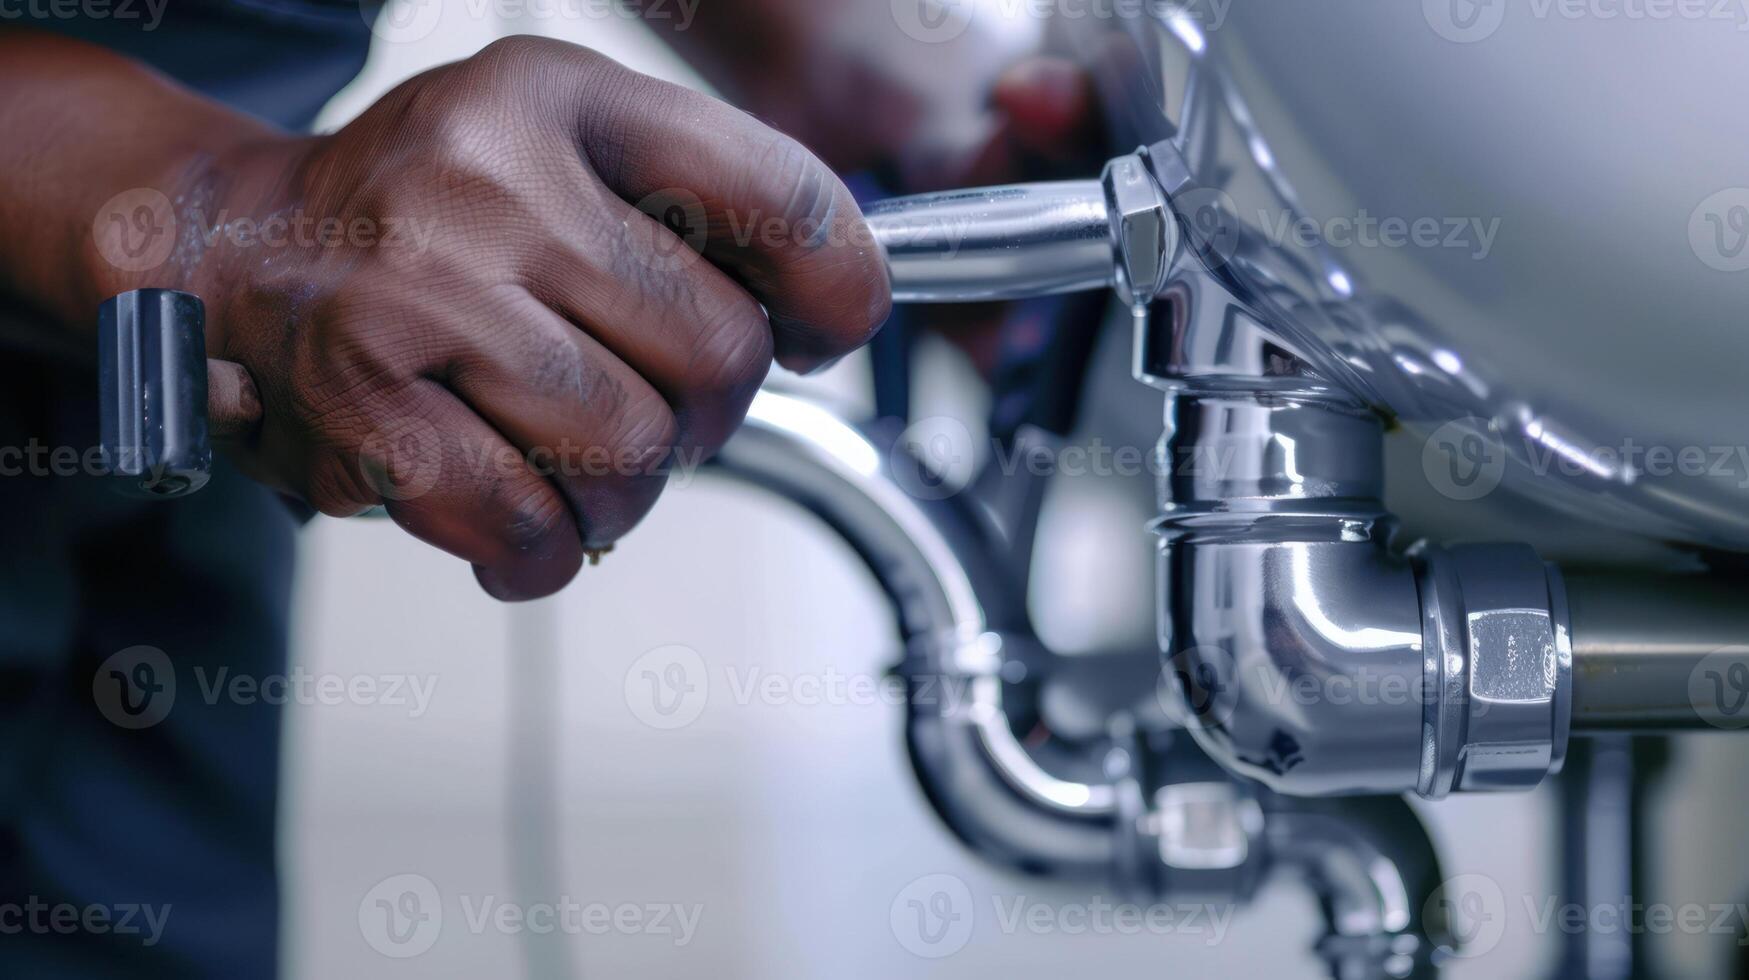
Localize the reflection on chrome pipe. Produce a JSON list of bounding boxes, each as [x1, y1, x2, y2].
[[1266, 795, 1452, 980], [1155, 385, 1571, 799], [868, 180, 1113, 303], [711, 389, 1453, 977], [710, 390, 1119, 880], [1567, 574, 1749, 731], [867, 152, 1175, 307]]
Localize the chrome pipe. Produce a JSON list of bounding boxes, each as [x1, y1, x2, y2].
[[1154, 385, 1571, 799], [1266, 795, 1452, 980], [708, 389, 1121, 880], [867, 180, 1114, 303], [867, 152, 1175, 307], [1567, 574, 1749, 731], [709, 389, 1452, 977]]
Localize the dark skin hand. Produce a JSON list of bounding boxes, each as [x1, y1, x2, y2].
[[0, 31, 890, 600]]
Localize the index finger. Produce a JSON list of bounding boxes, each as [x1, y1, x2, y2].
[[563, 48, 891, 373]]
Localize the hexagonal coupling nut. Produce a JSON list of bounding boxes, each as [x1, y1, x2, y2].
[[1415, 543, 1573, 798], [1102, 152, 1177, 310]]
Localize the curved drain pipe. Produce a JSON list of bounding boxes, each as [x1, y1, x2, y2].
[[710, 388, 1453, 977], [1264, 795, 1450, 979], [711, 390, 1120, 879]]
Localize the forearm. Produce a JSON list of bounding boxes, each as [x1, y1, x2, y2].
[[0, 28, 282, 339]]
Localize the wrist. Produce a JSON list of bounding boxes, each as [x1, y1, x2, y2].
[[86, 132, 317, 354]]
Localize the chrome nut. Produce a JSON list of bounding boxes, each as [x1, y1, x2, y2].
[[1102, 152, 1177, 310], [1416, 543, 1572, 797]]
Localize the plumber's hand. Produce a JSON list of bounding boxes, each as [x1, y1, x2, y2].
[[176, 38, 890, 599]]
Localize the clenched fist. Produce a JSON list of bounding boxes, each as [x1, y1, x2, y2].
[[103, 37, 891, 599]]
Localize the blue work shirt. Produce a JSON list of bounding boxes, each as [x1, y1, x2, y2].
[[1, 5, 370, 976]]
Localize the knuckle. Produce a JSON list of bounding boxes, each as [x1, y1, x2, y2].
[[519, 325, 593, 407], [563, 395, 676, 547], [474, 34, 549, 68], [604, 219, 699, 307], [468, 36, 588, 97], [748, 133, 836, 241], [492, 481, 571, 556], [733, 137, 890, 355], [305, 457, 377, 517], [605, 391, 681, 470], [289, 306, 416, 427], [424, 108, 517, 187], [574, 65, 677, 187], [683, 303, 773, 412]]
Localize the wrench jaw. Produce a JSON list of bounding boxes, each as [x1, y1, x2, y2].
[[97, 288, 213, 499]]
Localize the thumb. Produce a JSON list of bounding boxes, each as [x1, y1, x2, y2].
[[207, 358, 262, 439]]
